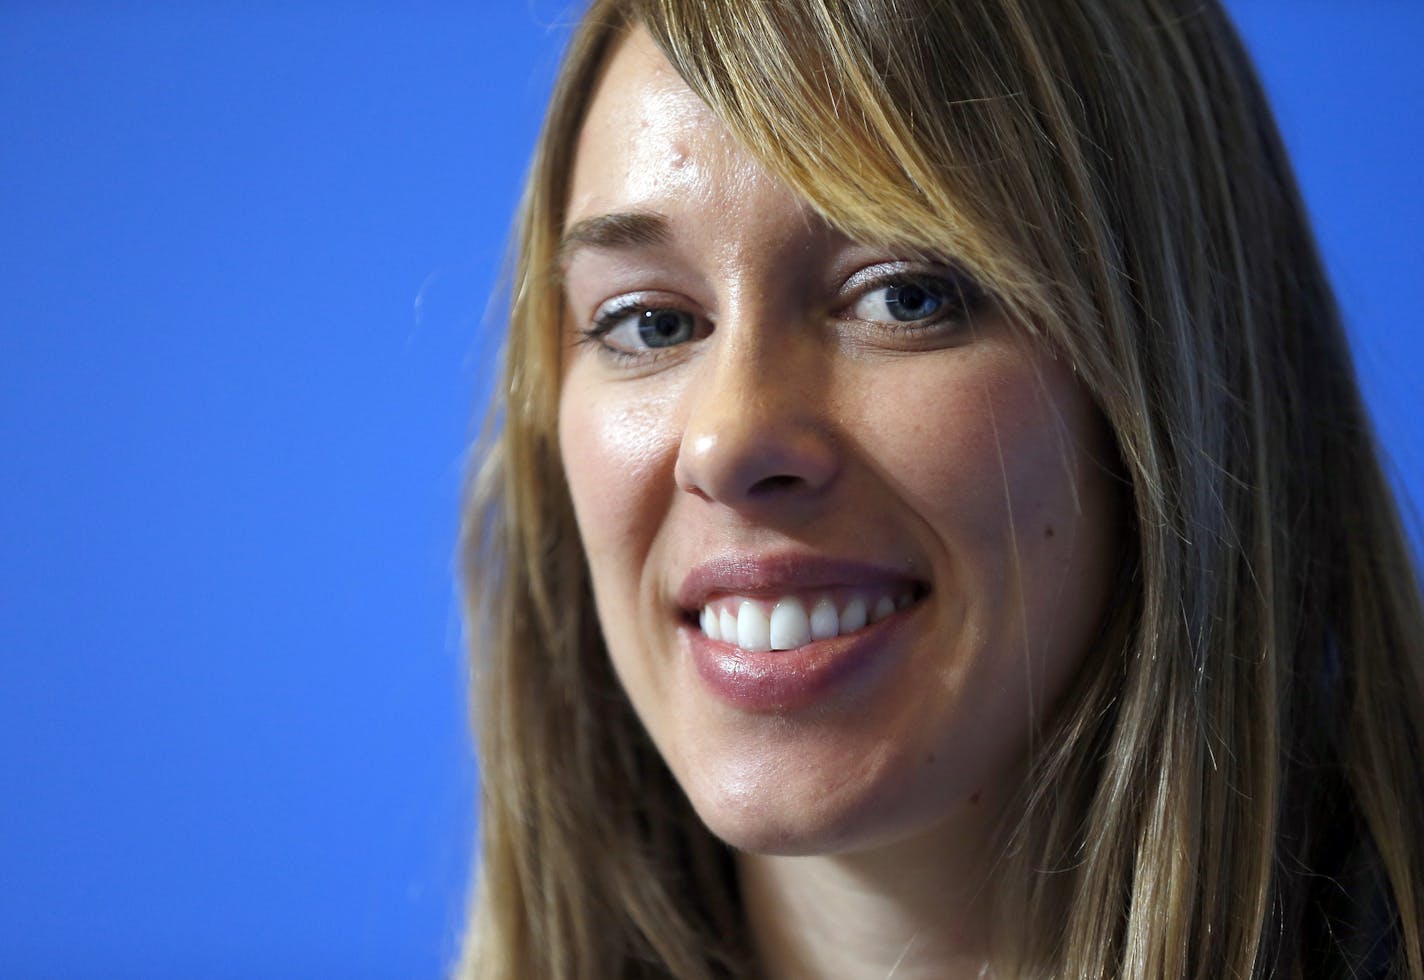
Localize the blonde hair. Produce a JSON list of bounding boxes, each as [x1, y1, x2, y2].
[[458, 1, 1424, 976]]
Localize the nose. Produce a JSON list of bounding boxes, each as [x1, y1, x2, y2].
[[673, 328, 840, 509]]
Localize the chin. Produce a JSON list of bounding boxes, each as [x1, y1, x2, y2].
[[680, 754, 966, 858], [698, 805, 863, 857]]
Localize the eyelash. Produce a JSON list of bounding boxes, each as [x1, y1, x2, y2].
[[844, 269, 985, 332], [577, 300, 692, 365], [577, 267, 986, 362]]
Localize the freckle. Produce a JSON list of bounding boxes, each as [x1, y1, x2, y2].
[[1044, 525, 1055, 539], [925, 752, 935, 765], [969, 791, 981, 805]]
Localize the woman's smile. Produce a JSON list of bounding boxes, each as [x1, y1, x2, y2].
[[557, 28, 1119, 856], [676, 550, 931, 711]]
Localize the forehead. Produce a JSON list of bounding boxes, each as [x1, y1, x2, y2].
[[565, 28, 800, 233]]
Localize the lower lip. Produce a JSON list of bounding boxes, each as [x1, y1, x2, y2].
[[682, 606, 918, 712]]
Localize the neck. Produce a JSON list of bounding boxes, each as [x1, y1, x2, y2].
[[738, 814, 1000, 980]]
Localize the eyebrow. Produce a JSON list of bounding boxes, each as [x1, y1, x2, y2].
[[556, 210, 671, 269]]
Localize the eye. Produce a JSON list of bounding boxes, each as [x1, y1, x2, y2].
[[588, 305, 700, 353], [839, 264, 989, 337], [851, 280, 945, 323]]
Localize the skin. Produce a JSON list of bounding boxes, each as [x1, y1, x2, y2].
[[557, 29, 1120, 979]]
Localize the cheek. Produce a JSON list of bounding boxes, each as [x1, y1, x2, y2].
[[557, 375, 684, 601], [879, 351, 1105, 537], [949, 354, 1119, 678], [854, 348, 1117, 655], [852, 354, 1026, 549], [562, 400, 664, 520]]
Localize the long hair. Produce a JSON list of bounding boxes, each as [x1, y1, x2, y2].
[[458, 1, 1424, 976]]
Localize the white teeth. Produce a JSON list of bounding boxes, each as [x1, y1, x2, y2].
[[769, 598, 812, 651], [736, 600, 772, 652], [701, 606, 720, 642], [810, 596, 839, 640], [697, 589, 919, 650], [840, 597, 868, 634], [719, 608, 737, 643]]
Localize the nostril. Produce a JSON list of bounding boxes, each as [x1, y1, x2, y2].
[[749, 474, 804, 495], [675, 398, 841, 505]]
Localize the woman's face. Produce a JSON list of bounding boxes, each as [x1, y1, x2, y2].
[[557, 29, 1120, 856]]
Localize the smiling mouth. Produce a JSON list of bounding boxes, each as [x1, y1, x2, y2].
[[685, 584, 930, 654]]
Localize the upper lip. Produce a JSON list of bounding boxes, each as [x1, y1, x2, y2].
[[675, 550, 927, 610]]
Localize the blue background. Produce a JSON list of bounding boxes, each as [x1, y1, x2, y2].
[[2, 2, 1419, 976]]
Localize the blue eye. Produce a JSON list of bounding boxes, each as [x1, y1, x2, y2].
[[634, 309, 696, 347], [885, 282, 942, 321], [587, 302, 702, 356], [851, 279, 947, 324]]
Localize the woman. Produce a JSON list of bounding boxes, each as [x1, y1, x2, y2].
[[459, 0, 1424, 976]]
